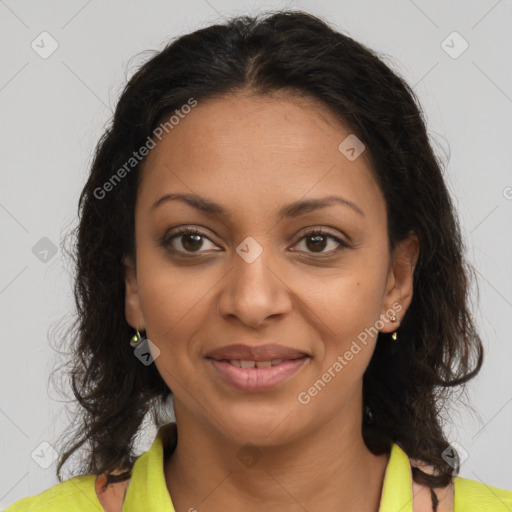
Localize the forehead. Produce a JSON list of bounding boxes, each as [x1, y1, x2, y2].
[[137, 91, 385, 222]]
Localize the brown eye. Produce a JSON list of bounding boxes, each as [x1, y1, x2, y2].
[[161, 228, 218, 254], [160, 227, 348, 257], [293, 230, 348, 255], [181, 232, 204, 252]]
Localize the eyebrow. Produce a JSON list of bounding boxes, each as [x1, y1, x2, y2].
[[151, 193, 365, 220]]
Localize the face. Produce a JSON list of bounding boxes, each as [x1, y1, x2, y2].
[[124, 90, 419, 446]]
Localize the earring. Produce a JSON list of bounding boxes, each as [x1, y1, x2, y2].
[[364, 405, 374, 425], [390, 315, 400, 341], [129, 328, 145, 348]]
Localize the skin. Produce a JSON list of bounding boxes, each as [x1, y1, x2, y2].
[[124, 89, 420, 512]]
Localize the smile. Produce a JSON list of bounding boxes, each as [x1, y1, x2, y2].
[[206, 356, 309, 392]]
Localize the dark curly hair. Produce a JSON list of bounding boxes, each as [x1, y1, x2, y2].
[[53, 9, 483, 492]]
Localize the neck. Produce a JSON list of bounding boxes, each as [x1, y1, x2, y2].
[[164, 396, 390, 512]]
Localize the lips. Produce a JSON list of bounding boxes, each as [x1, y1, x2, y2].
[[205, 343, 309, 362], [207, 357, 309, 392]]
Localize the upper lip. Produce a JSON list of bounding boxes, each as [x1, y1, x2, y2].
[[206, 343, 310, 361]]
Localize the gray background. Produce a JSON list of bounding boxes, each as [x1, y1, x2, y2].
[[1, 0, 511, 507]]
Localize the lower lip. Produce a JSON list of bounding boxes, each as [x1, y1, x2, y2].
[[207, 357, 309, 392]]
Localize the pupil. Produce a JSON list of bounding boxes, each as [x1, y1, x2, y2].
[[307, 235, 326, 252], [183, 234, 203, 251]]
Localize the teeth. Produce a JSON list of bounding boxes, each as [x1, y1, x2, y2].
[[228, 359, 285, 368]]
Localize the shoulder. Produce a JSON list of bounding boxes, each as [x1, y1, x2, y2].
[[453, 475, 512, 511], [4, 474, 100, 512]]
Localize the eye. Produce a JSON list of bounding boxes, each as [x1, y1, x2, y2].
[[160, 227, 219, 254], [160, 227, 349, 256], [292, 229, 349, 255]]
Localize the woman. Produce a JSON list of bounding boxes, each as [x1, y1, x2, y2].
[[6, 9, 512, 512]]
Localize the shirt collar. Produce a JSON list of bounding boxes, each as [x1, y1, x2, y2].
[[122, 422, 177, 510], [123, 422, 413, 512], [379, 442, 414, 511]]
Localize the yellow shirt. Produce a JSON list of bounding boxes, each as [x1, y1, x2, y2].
[[5, 423, 512, 511]]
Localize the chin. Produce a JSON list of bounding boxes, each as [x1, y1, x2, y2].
[[212, 404, 305, 447]]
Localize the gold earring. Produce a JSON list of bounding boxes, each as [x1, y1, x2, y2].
[[129, 328, 145, 348], [390, 315, 399, 341]]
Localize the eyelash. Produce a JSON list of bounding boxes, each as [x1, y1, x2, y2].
[[160, 227, 349, 257]]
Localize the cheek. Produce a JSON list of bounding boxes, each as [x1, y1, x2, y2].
[[134, 240, 203, 337], [296, 273, 386, 410], [138, 267, 215, 342], [136, 268, 212, 390], [299, 257, 388, 339], [296, 253, 389, 385]]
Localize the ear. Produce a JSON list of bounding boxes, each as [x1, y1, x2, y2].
[[123, 255, 146, 330], [379, 232, 420, 333]]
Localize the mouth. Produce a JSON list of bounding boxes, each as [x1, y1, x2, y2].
[[206, 355, 310, 392], [212, 357, 303, 368], [205, 343, 310, 362]]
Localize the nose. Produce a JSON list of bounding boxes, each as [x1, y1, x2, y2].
[[216, 238, 292, 328]]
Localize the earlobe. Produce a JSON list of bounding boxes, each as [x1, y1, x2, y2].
[[123, 255, 146, 330], [380, 233, 420, 333]]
